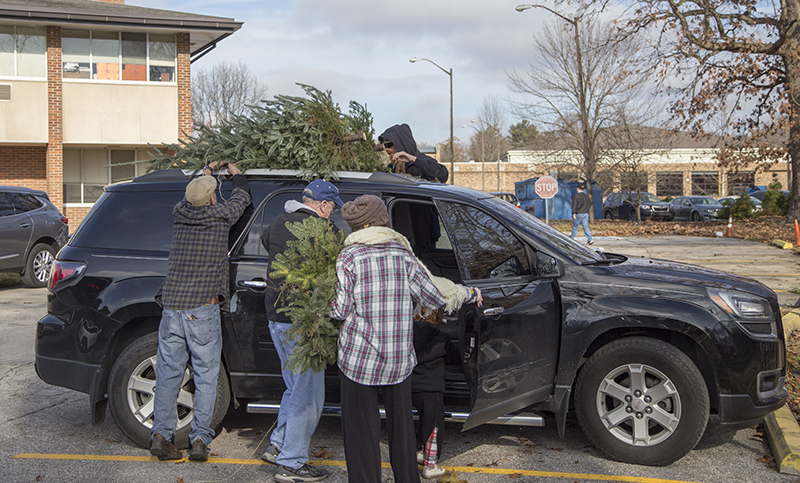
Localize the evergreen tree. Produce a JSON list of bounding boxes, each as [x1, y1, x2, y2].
[[269, 216, 345, 373], [145, 84, 388, 180]]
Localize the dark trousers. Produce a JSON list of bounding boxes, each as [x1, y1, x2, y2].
[[339, 372, 420, 483], [412, 391, 444, 457]]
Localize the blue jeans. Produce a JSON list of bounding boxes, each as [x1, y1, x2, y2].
[[269, 321, 325, 469], [151, 304, 222, 446], [571, 213, 593, 242]]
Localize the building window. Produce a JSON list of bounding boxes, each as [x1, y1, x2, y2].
[[727, 171, 754, 196], [0, 25, 46, 78], [656, 172, 683, 197], [62, 30, 91, 79], [64, 148, 151, 205], [619, 171, 648, 192], [61, 30, 175, 82], [691, 171, 720, 196]]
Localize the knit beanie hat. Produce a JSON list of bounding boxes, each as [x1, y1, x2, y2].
[[341, 195, 390, 231], [185, 176, 217, 206]]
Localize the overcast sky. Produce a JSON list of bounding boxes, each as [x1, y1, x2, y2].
[[132, 0, 552, 146]]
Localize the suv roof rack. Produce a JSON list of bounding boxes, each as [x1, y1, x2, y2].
[[132, 168, 422, 186]]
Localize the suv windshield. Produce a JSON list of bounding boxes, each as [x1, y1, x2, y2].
[[631, 192, 660, 203], [480, 197, 602, 264]]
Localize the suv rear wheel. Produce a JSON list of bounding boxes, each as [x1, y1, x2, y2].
[[22, 243, 54, 288], [574, 337, 709, 466], [108, 332, 231, 449]]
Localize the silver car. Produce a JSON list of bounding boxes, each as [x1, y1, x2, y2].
[[0, 186, 68, 287]]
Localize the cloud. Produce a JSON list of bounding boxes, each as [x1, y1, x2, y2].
[[134, 0, 547, 144]]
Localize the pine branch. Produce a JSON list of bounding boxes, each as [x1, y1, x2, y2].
[[269, 216, 345, 373]]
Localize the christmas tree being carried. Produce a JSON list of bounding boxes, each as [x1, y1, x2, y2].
[[146, 84, 388, 180]]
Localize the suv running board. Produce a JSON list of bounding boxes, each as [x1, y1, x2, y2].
[[247, 402, 544, 427]]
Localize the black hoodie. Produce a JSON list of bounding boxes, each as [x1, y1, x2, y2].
[[379, 123, 449, 183]]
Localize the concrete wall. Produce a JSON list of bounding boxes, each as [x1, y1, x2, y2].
[[0, 80, 48, 142], [62, 83, 178, 144]]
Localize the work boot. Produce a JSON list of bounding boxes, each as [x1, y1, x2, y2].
[[188, 438, 208, 462], [149, 433, 183, 461]]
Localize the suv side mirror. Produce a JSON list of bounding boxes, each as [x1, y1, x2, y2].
[[536, 251, 564, 279]]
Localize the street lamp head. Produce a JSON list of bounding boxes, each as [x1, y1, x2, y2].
[[409, 57, 421, 63], [515, 4, 534, 12], [470, 119, 479, 123]]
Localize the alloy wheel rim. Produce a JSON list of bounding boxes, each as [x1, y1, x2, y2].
[[595, 363, 681, 446], [33, 250, 54, 283], [126, 355, 194, 430]]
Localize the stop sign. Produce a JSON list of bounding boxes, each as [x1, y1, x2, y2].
[[535, 176, 559, 199]]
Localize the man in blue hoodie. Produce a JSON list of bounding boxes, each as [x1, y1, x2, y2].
[[379, 124, 448, 183], [259, 180, 343, 482]]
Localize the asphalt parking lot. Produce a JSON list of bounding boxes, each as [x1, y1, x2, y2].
[[1, 235, 798, 482]]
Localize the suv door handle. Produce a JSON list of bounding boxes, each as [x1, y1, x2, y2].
[[483, 307, 504, 317], [19, 222, 30, 228], [238, 280, 267, 289]]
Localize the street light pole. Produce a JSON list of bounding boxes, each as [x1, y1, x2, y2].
[[517, 4, 594, 216], [410, 57, 454, 184]]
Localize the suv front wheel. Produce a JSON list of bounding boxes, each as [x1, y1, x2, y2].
[[574, 337, 709, 466], [108, 332, 231, 449]]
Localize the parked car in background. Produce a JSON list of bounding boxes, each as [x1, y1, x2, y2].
[[671, 196, 724, 221], [603, 191, 673, 220], [718, 195, 763, 214], [490, 191, 521, 208], [36, 169, 786, 466], [748, 189, 790, 202], [0, 186, 68, 287]]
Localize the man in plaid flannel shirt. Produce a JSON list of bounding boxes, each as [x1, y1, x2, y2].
[[331, 195, 480, 482], [149, 161, 250, 463]]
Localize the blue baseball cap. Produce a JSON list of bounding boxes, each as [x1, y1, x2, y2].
[[303, 179, 344, 207]]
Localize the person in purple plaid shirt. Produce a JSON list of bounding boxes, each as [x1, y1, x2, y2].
[[149, 161, 250, 463], [331, 195, 481, 482]]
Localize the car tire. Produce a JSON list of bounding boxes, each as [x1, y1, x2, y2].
[[604, 211, 612, 220], [108, 332, 231, 449], [691, 211, 702, 222], [574, 336, 709, 466], [629, 210, 638, 221], [21, 243, 55, 288]]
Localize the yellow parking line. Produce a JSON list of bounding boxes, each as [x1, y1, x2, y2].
[[12, 453, 700, 483]]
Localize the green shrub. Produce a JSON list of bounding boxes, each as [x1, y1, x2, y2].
[[719, 193, 756, 220], [762, 190, 789, 216]]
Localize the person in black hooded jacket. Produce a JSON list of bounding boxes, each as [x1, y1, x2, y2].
[[379, 123, 449, 183]]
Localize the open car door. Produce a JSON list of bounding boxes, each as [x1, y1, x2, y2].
[[435, 199, 562, 430]]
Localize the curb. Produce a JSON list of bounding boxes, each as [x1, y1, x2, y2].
[[764, 310, 800, 474], [764, 405, 800, 475]]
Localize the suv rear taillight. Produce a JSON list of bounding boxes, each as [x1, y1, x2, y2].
[[48, 261, 85, 290], [60, 216, 69, 225]]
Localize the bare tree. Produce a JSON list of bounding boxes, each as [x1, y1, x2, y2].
[[467, 96, 512, 164], [600, 0, 800, 221], [192, 60, 268, 128], [508, 13, 656, 219]]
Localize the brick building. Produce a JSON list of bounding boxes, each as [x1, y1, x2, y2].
[[0, 0, 241, 228]]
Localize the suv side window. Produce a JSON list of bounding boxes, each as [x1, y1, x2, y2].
[[0, 193, 14, 217], [237, 190, 360, 257], [70, 191, 183, 251], [436, 200, 531, 281], [12, 194, 42, 213]]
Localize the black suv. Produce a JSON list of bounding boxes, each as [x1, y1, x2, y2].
[[36, 169, 786, 466], [1, 185, 68, 287], [603, 191, 674, 220]]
